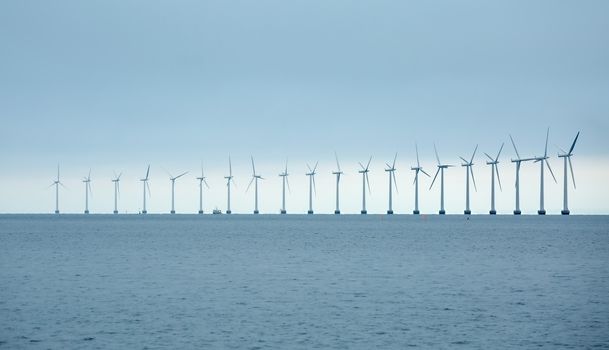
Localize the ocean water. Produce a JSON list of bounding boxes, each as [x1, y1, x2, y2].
[[1, 214, 608, 349]]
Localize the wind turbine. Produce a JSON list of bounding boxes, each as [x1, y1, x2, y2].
[[558, 131, 580, 215], [49, 164, 64, 214], [385, 153, 398, 214], [112, 172, 122, 214], [332, 152, 344, 214], [459, 145, 478, 215], [246, 156, 263, 214], [358, 156, 372, 214], [224, 156, 235, 214], [83, 169, 92, 214], [196, 163, 210, 214], [140, 165, 151, 214], [429, 144, 454, 215], [168, 170, 188, 214], [411, 143, 430, 215], [484, 143, 504, 215], [279, 159, 290, 214], [534, 128, 557, 215], [306, 162, 318, 214], [509, 135, 534, 215]]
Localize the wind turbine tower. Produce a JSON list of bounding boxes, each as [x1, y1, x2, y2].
[[278, 159, 290, 214], [247, 156, 263, 214], [50, 164, 64, 214], [430, 144, 454, 215], [169, 171, 188, 214], [196, 163, 209, 214], [459, 145, 478, 215], [83, 170, 92, 214], [411, 144, 430, 214], [306, 162, 318, 214], [112, 172, 122, 214], [558, 131, 580, 215], [509, 135, 534, 215], [332, 153, 344, 214], [484, 143, 504, 215], [534, 128, 557, 215], [385, 153, 398, 214], [140, 165, 151, 214], [358, 157, 372, 214], [225, 156, 235, 214]]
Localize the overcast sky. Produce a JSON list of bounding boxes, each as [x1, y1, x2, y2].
[[1, 0, 608, 214]]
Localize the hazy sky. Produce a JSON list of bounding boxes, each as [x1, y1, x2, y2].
[[1, 0, 608, 214]]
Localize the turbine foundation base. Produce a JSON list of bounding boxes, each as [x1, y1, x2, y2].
[[413, 210, 420, 215], [142, 210, 147, 214], [360, 210, 367, 215], [489, 210, 497, 215], [387, 210, 393, 215], [307, 210, 314, 215], [226, 210, 232, 214], [537, 210, 546, 215], [561, 210, 570, 215], [198, 210, 203, 214], [170, 210, 175, 214], [280, 210, 287, 214], [513, 210, 521, 215], [439, 210, 446, 215], [54, 210, 59, 214], [334, 210, 341, 215], [84, 210, 89, 214], [253, 210, 259, 214], [464, 210, 471, 215], [113, 210, 118, 214]]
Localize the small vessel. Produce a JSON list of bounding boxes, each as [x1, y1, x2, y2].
[[212, 207, 222, 215]]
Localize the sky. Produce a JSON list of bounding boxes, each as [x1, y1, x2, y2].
[[0, 0, 608, 214]]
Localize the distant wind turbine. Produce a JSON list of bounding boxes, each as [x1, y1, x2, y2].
[[83, 169, 92, 214], [246, 156, 263, 214], [49, 164, 64, 214], [430, 144, 454, 215], [509, 135, 534, 215], [168, 170, 188, 214], [558, 131, 580, 215], [279, 159, 290, 214], [459, 145, 478, 215], [196, 163, 209, 214], [411, 143, 430, 215], [484, 143, 504, 215], [385, 153, 398, 214], [140, 165, 151, 214], [306, 162, 318, 214], [112, 172, 122, 214], [534, 128, 557, 215], [358, 156, 372, 214], [225, 156, 235, 214], [332, 152, 344, 215]]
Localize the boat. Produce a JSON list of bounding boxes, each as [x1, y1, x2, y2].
[[212, 208, 222, 215]]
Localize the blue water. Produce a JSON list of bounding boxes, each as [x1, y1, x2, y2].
[[1, 215, 608, 349]]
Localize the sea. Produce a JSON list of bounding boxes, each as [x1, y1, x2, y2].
[[1, 214, 608, 349]]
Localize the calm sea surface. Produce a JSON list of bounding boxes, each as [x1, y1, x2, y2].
[[1, 214, 608, 349]]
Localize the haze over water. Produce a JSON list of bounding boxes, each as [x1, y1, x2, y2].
[[1, 215, 608, 349]]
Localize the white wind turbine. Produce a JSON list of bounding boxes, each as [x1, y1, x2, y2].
[[279, 159, 290, 214], [534, 128, 557, 215], [558, 131, 580, 215], [168, 170, 188, 214], [411, 143, 430, 215], [509, 135, 534, 215], [140, 165, 151, 214], [82, 169, 92, 214], [332, 152, 344, 214], [429, 144, 454, 215], [196, 163, 210, 214], [306, 162, 318, 214], [247, 156, 263, 214], [224, 156, 236, 214], [49, 164, 65, 214], [358, 156, 372, 214], [112, 172, 122, 214], [484, 143, 504, 215], [459, 145, 478, 215], [385, 153, 398, 214]]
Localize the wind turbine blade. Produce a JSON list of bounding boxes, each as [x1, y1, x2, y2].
[[509, 134, 521, 159], [495, 143, 504, 162], [312, 176, 317, 196], [246, 177, 254, 192], [429, 168, 440, 189], [421, 169, 431, 177], [251, 156, 256, 175], [88, 168, 91, 180], [470, 144, 478, 164], [117, 182, 120, 198], [568, 157, 576, 189], [557, 146, 567, 154], [285, 158, 288, 174], [145, 165, 150, 180], [59, 182, 67, 189], [484, 152, 494, 162], [544, 127, 550, 158], [495, 164, 502, 191], [286, 176, 291, 193], [229, 156, 233, 177], [366, 172, 371, 194], [545, 159, 557, 183], [118, 172, 122, 180], [392, 172, 398, 193], [366, 156, 372, 170], [415, 143, 421, 168], [385, 162, 392, 169], [470, 167, 477, 192], [568, 131, 580, 154], [88, 182, 93, 197], [175, 171, 188, 179], [147, 182, 151, 197], [358, 162, 365, 170], [307, 163, 312, 173], [203, 179, 210, 189], [313, 161, 318, 173], [392, 152, 397, 168], [459, 156, 468, 163], [335, 152, 341, 172], [434, 144, 440, 165]]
